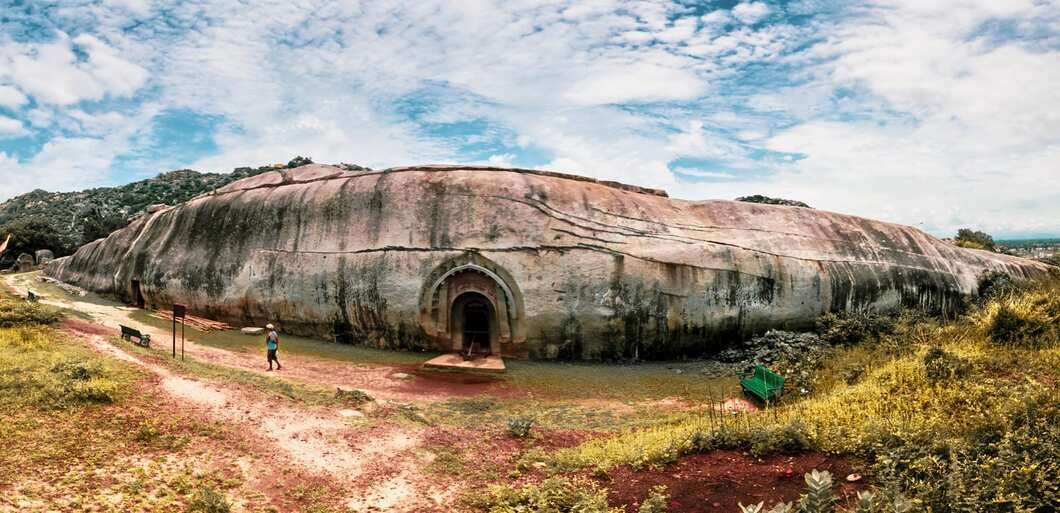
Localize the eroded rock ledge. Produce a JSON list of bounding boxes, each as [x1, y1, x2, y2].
[[47, 164, 1052, 360]]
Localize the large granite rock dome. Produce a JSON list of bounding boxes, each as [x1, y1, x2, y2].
[[46, 164, 1052, 359]]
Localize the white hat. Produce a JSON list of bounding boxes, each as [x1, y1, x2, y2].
[[266, 323, 274, 330]]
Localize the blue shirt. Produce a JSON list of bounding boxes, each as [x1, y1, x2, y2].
[[266, 331, 278, 350]]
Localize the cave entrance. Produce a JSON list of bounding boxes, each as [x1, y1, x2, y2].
[[452, 292, 494, 356], [130, 280, 145, 308]]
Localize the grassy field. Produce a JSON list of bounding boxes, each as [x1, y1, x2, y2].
[[481, 276, 1060, 513], [10, 268, 1059, 512], [0, 307, 243, 511], [0, 288, 357, 513]]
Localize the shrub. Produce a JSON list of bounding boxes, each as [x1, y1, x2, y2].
[[286, 156, 313, 168], [921, 346, 968, 383], [954, 228, 996, 252], [474, 476, 622, 513], [0, 299, 63, 327], [507, 416, 534, 438], [816, 310, 896, 346], [798, 470, 835, 513], [0, 327, 127, 408], [738, 501, 793, 513], [334, 387, 373, 406], [737, 471, 918, 513], [187, 486, 230, 513], [749, 420, 813, 458], [867, 394, 1060, 513], [976, 270, 1022, 301], [977, 287, 1059, 348], [638, 485, 669, 513], [946, 396, 1060, 512]]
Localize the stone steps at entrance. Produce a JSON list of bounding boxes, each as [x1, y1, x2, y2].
[[421, 353, 506, 373]]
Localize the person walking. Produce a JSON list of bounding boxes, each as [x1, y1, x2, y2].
[[265, 323, 282, 371]]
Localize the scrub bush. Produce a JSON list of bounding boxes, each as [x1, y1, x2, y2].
[[0, 298, 62, 327], [637, 485, 669, 513], [507, 416, 534, 438], [474, 476, 622, 513], [976, 284, 1060, 348], [0, 327, 129, 408], [187, 486, 231, 513], [922, 346, 968, 383], [816, 311, 896, 346]]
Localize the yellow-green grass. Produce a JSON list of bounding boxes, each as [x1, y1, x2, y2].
[[554, 279, 1060, 472], [109, 333, 347, 408], [0, 325, 244, 512]]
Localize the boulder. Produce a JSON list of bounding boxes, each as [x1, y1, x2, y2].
[[44, 164, 1053, 360], [240, 327, 265, 335], [34, 249, 54, 266], [15, 253, 34, 272]]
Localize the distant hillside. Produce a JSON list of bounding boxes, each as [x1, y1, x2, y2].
[[0, 157, 324, 266]]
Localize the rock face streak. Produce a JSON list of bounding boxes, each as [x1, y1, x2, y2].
[[46, 164, 1051, 359]]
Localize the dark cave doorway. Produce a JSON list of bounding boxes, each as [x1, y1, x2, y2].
[[130, 280, 145, 308], [452, 292, 494, 356]]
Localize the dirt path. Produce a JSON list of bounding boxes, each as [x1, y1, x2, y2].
[[75, 329, 450, 512], [9, 272, 518, 403]]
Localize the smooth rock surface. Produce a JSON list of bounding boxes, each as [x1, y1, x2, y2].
[[46, 164, 1053, 359]]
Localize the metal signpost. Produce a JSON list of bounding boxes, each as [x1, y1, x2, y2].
[[173, 304, 186, 360]]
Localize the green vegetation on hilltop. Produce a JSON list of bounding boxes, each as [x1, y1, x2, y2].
[[0, 157, 323, 266], [953, 228, 997, 252], [735, 195, 811, 208]]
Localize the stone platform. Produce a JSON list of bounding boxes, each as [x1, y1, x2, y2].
[[421, 353, 506, 373]]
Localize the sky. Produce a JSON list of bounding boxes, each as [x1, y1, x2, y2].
[[0, 0, 1058, 239]]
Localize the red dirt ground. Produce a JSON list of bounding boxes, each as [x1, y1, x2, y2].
[[61, 318, 115, 337], [394, 368, 526, 399], [602, 451, 868, 512]]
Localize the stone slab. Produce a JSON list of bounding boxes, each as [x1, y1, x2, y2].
[[422, 353, 506, 373]]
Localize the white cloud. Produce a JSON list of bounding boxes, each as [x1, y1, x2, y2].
[[0, 86, 28, 109], [0, 115, 27, 137], [0, 33, 148, 106], [748, 0, 1060, 235], [0, 0, 1057, 238], [732, 2, 771, 24], [563, 64, 706, 105]]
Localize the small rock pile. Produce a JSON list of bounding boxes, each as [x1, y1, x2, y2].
[[701, 330, 832, 395], [38, 275, 88, 296]]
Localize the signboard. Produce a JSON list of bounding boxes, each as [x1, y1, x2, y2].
[[172, 304, 186, 359]]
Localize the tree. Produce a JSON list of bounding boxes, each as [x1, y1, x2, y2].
[[735, 195, 811, 208], [80, 206, 127, 246], [0, 219, 70, 267], [954, 228, 996, 252]]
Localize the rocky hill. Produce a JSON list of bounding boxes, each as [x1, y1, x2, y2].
[[0, 157, 335, 265], [47, 163, 1050, 359]]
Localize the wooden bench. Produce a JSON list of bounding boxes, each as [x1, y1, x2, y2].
[[741, 365, 784, 403], [120, 325, 151, 348]]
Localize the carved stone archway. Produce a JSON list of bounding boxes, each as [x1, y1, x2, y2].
[[419, 254, 524, 354]]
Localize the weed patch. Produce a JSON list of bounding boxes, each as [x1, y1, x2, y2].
[[470, 476, 623, 513], [547, 277, 1060, 512], [0, 298, 62, 327], [0, 327, 138, 408], [187, 486, 231, 513]]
